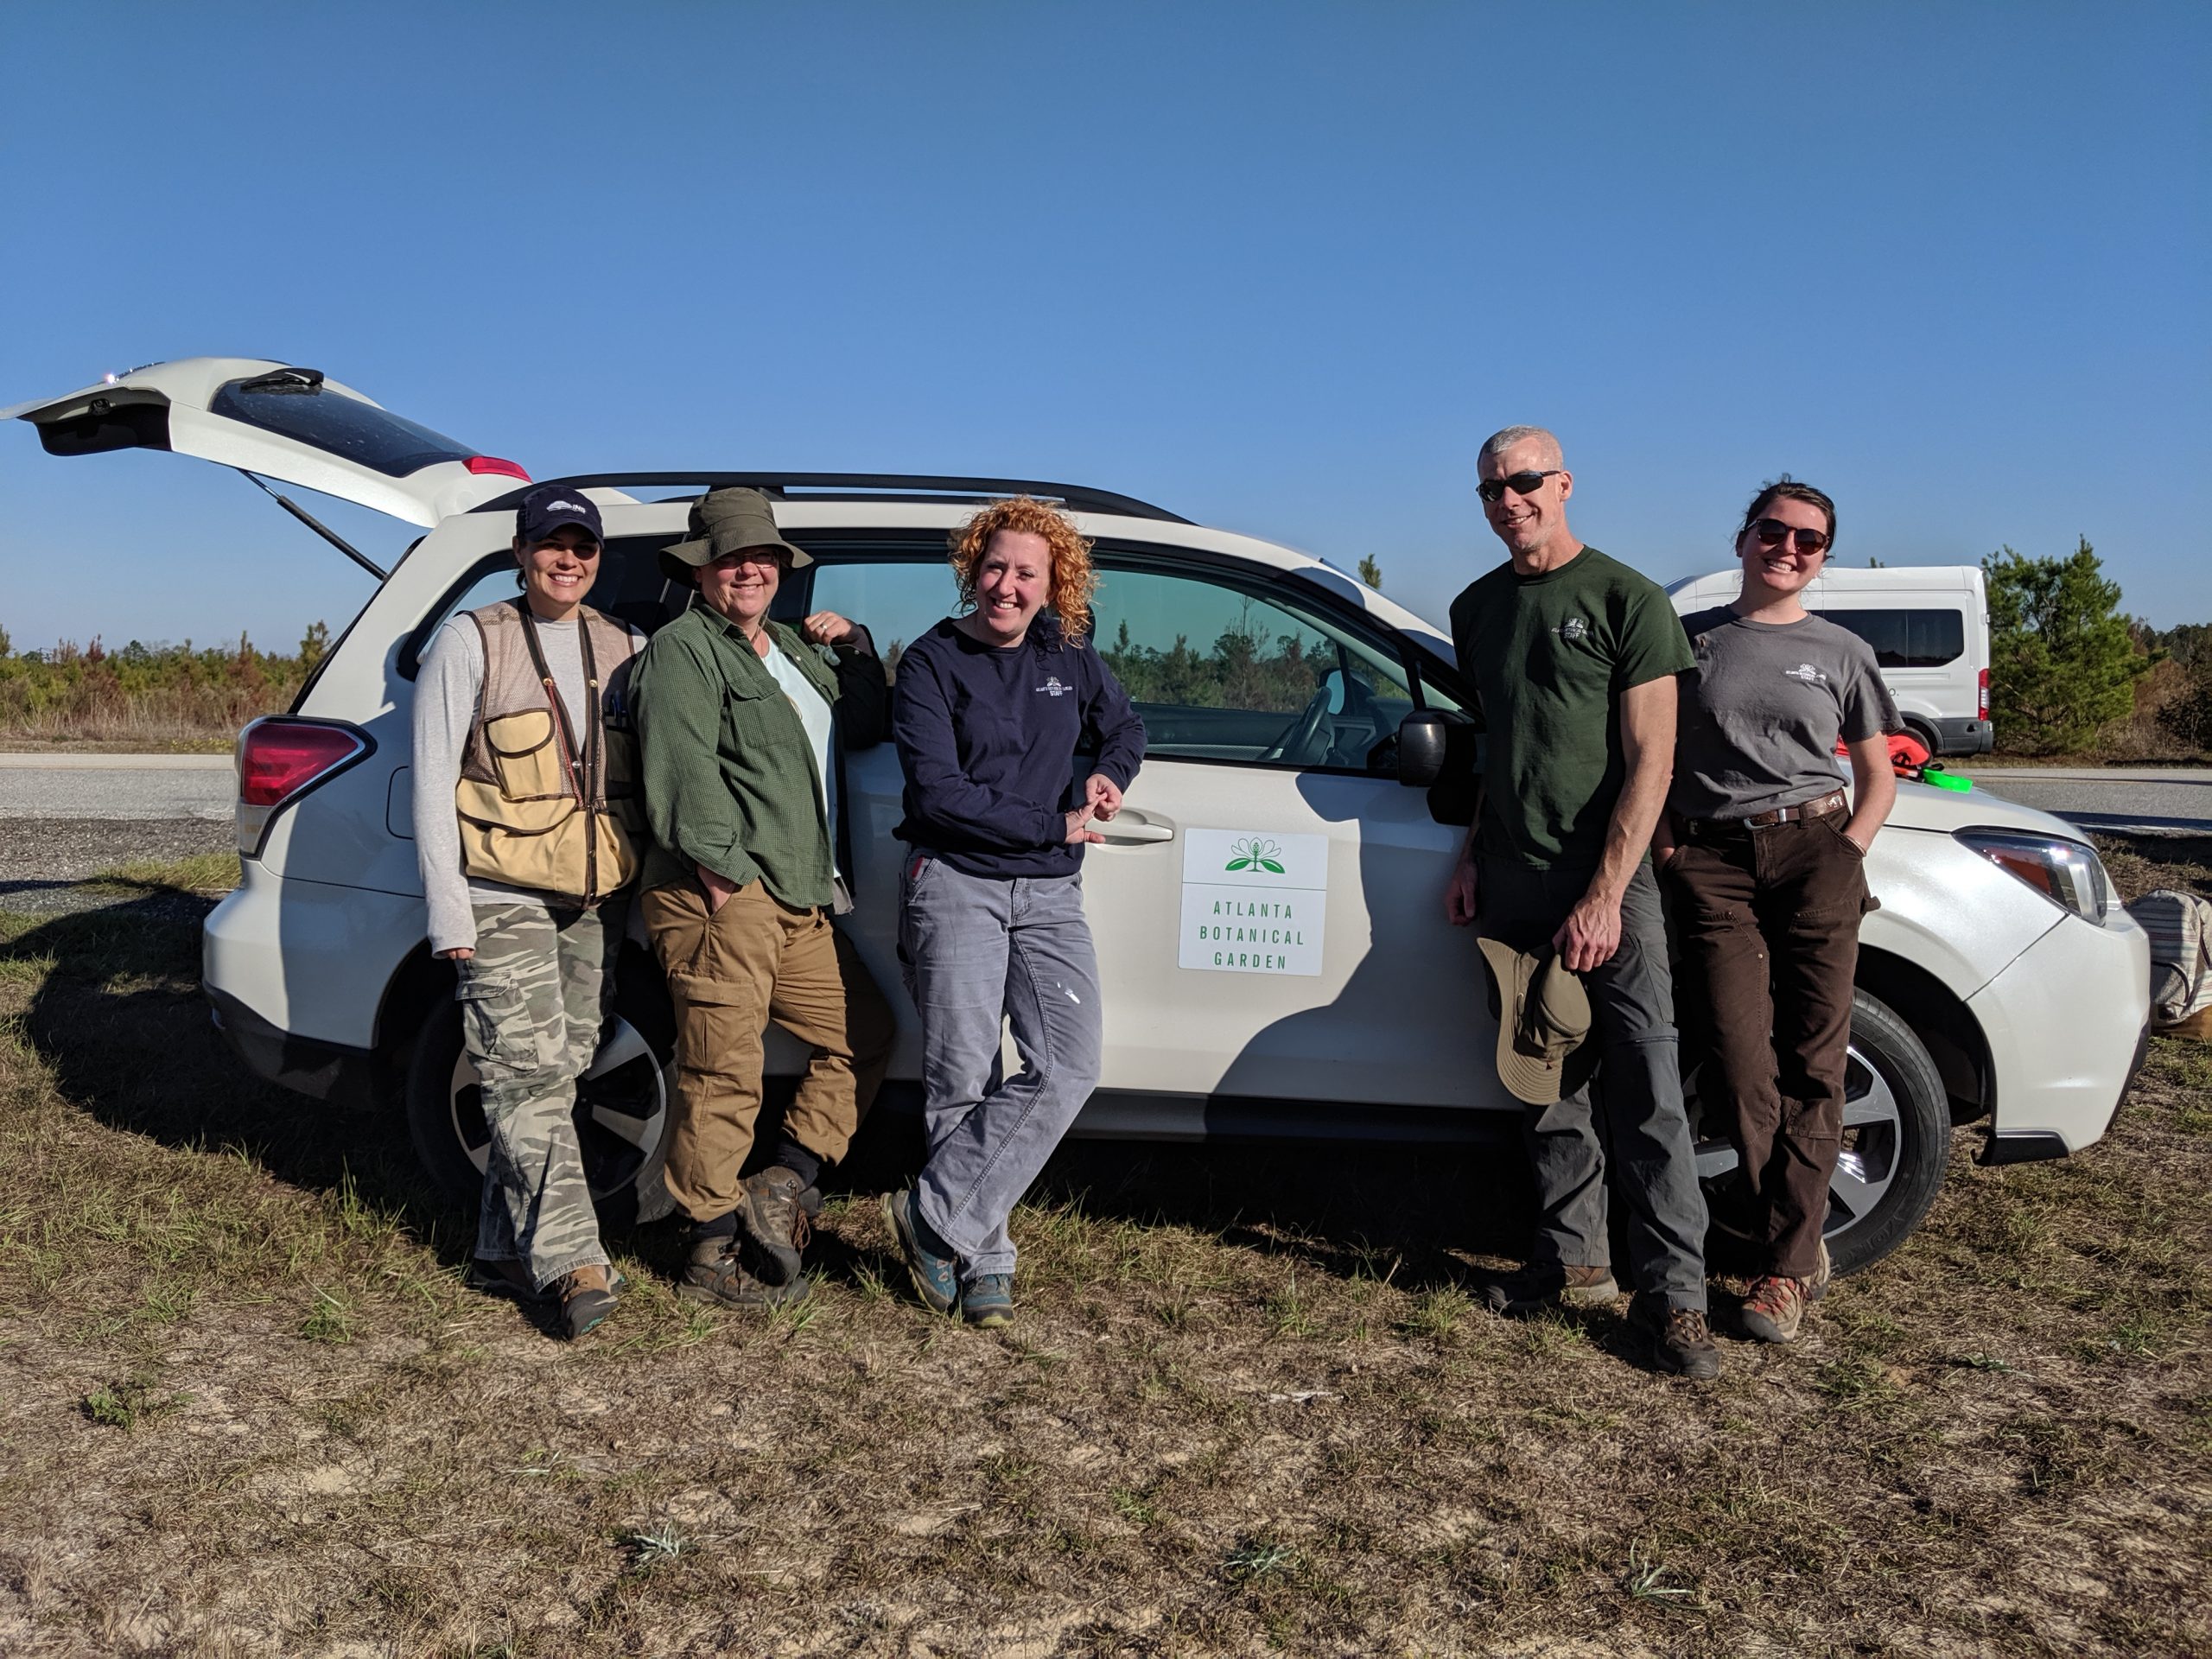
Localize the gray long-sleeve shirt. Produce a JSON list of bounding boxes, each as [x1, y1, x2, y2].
[[410, 610, 644, 954]]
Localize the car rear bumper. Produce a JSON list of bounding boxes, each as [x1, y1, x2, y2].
[[207, 982, 377, 1103], [1968, 906, 2152, 1156], [202, 861, 425, 1091]]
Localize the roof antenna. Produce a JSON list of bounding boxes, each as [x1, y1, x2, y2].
[[235, 468, 389, 581]]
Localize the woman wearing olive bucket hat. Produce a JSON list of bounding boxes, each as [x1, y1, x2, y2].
[[630, 486, 895, 1310]]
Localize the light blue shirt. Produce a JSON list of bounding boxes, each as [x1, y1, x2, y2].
[[761, 642, 842, 880]]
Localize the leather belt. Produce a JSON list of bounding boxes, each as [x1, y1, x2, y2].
[[1688, 788, 1847, 836]]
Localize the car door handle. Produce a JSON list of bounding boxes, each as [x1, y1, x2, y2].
[[1097, 817, 1174, 844]]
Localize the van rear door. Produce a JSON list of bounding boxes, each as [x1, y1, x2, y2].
[[2, 357, 526, 527]]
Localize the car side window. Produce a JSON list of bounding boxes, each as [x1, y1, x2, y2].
[[405, 537, 694, 675], [804, 558, 964, 681], [1090, 564, 1414, 772]]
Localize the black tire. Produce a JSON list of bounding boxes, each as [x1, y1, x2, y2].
[[402, 958, 676, 1231], [1696, 988, 1950, 1278], [1902, 716, 1942, 758]]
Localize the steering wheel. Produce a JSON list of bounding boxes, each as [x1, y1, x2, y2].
[[1261, 685, 1336, 766]]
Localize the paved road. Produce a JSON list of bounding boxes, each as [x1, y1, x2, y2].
[[0, 752, 233, 821], [1, 753, 2205, 838], [1957, 766, 2212, 836]]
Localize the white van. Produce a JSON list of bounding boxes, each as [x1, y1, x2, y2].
[[1666, 566, 1993, 756]]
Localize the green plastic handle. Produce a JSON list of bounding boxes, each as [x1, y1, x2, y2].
[[1923, 770, 1973, 791]]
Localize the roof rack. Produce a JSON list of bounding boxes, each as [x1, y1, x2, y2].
[[474, 472, 1188, 524]]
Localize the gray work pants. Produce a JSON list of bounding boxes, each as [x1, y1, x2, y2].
[[1477, 856, 1709, 1312], [899, 857, 1103, 1280]]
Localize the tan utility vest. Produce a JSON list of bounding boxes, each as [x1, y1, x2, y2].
[[455, 601, 644, 906]]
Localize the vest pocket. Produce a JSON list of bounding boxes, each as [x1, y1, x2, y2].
[[484, 709, 566, 800]]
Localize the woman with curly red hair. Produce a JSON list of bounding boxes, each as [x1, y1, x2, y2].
[[880, 498, 1146, 1327]]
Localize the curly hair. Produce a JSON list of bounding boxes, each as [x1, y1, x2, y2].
[[949, 497, 1098, 645]]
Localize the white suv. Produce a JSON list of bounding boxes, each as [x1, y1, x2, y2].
[[6, 359, 2152, 1274]]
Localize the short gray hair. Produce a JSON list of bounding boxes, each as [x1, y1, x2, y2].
[[1478, 425, 1564, 472]]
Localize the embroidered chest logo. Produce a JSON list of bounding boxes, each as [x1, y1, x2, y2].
[[1554, 616, 1589, 644], [1035, 676, 1071, 697], [1783, 663, 1829, 683]]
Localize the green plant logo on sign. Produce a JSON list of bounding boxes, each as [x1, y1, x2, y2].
[[1225, 836, 1285, 874]]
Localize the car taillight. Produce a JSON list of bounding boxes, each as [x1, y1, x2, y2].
[[1978, 667, 1989, 719], [236, 718, 371, 857], [466, 455, 531, 480]]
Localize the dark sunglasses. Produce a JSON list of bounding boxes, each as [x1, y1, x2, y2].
[[1476, 469, 1562, 505], [1749, 518, 1832, 556]]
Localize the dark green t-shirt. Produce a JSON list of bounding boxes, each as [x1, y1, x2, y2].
[[1447, 546, 1694, 869]]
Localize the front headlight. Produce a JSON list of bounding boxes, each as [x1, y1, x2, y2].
[[1953, 829, 2113, 924]]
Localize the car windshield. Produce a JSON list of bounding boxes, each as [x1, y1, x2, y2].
[[208, 375, 476, 478]]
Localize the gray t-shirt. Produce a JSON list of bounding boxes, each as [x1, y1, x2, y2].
[[1670, 607, 1900, 821]]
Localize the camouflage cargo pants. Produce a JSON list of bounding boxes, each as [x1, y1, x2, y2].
[[459, 900, 623, 1291]]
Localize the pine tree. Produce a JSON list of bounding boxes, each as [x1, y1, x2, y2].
[[1983, 537, 2149, 753], [1357, 555, 1382, 590]]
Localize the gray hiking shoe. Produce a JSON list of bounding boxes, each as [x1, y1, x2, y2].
[[1481, 1262, 1621, 1318]]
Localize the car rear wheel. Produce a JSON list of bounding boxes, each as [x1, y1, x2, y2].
[[1694, 988, 1951, 1278], [403, 986, 676, 1232]]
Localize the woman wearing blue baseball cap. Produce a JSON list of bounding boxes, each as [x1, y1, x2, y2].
[[410, 482, 647, 1340]]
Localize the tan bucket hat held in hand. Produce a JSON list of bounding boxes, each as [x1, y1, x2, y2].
[[1476, 937, 1593, 1105], [658, 486, 815, 583]]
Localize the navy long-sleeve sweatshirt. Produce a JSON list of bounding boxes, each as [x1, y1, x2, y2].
[[892, 615, 1147, 880]]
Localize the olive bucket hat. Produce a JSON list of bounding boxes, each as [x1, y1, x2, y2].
[[1475, 937, 1593, 1105], [658, 486, 814, 583]]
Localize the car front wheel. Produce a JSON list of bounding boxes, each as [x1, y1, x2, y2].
[[1694, 988, 1951, 1278], [403, 984, 677, 1232]]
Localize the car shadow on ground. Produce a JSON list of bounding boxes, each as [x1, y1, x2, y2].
[[8, 881, 1547, 1315]]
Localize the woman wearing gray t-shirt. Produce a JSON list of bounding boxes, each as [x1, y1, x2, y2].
[[1653, 479, 1899, 1344]]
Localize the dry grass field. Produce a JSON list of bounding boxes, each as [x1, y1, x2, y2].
[[0, 842, 2205, 1657]]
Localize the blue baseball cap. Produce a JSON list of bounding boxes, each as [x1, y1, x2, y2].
[[515, 484, 604, 547]]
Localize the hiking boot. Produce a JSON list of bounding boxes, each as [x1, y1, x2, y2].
[[558, 1264, 625, 1340], [1739, 1274, 1807, 1343], [679, 1233, 810, 1311], [961, 1273, 1015, 1329], [1480, 1262, 1621, 1318], [736, 1165, 811, 1287], [1743, 1241, 1832, 1343], [881, 1187, 960, 1315], [467, 1256, 551, 1304], [1630, 1294, 1721, 1380]]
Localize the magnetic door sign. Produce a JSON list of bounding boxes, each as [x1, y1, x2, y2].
[[1179, 828, 1327, 976]]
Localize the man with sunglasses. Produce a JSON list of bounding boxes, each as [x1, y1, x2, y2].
[[1444, 426, 1717, 1379], [632, 486, 895, 1311]]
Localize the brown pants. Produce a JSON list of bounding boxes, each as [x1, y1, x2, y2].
[[1664, 814, 1872, 1280], [642, 878, 895, 1224]]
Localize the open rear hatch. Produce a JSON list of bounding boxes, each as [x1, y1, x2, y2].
[[3, 358, 529, 537]]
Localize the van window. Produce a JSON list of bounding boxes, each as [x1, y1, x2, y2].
[[1816, 607, 1965, 668]]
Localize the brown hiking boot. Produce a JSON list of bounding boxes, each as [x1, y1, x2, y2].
[[736, 1166, 811, 1287], [558, 1264, 625, 1340], [1806, 1238, 1833, 1304], [1481, 1262, 1621, 1318], [680, 1234, 809, 1311], [1630, 1294, 1721, 1379]]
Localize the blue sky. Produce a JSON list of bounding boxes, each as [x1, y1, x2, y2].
[[3, 2, 2206, 652]]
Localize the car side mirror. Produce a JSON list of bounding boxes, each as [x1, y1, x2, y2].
[[1397, 709, 1461, 787]]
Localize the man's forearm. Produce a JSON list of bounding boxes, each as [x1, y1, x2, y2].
[[1592, 752, 1670, 899]]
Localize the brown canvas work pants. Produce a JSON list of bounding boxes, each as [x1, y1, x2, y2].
[[642, 879, 895, 1224], [1664, 812, 1874, 1280]]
